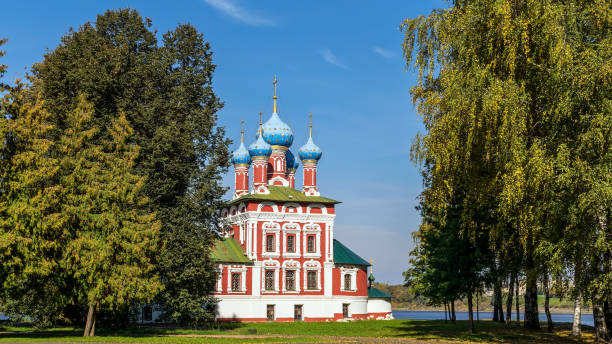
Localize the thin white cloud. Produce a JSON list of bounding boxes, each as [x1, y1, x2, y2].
[[203, 0, 274, 27], [372, 46, 395, 58], [319, 49, 347, 69]]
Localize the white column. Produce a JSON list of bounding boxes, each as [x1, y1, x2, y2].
[[324, 262, 333, 296], [252, 261, 261, 296]]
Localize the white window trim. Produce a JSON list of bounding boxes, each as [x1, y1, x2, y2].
[[303, 223, 321, 258], [227, 265, 247, 293], [282, 260, 301, 293], [216, 265, 223, 292], [262, 222, 281, 258], [282, 222, 301, 258], [340, 266, 358, 292], [303, 260, 322, 291], [261, 259, 280, 293]]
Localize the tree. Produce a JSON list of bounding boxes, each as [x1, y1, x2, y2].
[[56, 96, 161, 336], [31, 9, 230, 325], [402, 0, 610, 333], [0, 88, 68, 327]]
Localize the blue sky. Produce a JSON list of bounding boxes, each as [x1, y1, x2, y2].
[[1, 0, 446, 284]]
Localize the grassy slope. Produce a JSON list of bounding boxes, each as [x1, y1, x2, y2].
[[0, 320, 595, 343]]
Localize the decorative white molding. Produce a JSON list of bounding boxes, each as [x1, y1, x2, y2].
[[282, 222, 301, 258], [307, 203, 327, 214], [303, 223, 322, 258], [281, 260, 301, 293], [261, 222, 281, 258], [257, 202, 279, 213], [281, 202, 302, 213], [303, 260, 322, 291], [268, 175, 289, 187], [261, 259, 280, 293], [340, 266, 358, 292], [227, 265, 247, 293]]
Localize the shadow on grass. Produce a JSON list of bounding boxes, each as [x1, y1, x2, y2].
[[0, 322, 251, 340], [389, 320, 590, 343]]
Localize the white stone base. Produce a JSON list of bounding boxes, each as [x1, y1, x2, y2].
[[215, 295, 368, 321]]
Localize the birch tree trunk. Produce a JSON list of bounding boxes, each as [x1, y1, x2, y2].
[[544, 273, 553, 332], [524, 271, 540, 329], [572, 290, 581, 337], [524, 247, 540, 330], [444, 302, 448, 322], [476, 291, 480, 322], [515, 275, 520, 326], [468, 292, 474, 333], [593, 296, 609, 342], [506, 273, 515, 325]]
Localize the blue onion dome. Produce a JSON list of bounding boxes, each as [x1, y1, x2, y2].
[[231, 122, 251, 165], [285, 150, 299, 170], [262, 112, 294, 147], [248, 131, 272, 158], [298, 136, 322, 161], [231, 141, 251, 165]]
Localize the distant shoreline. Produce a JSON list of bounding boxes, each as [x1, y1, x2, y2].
[[392, 307, 593, 315]]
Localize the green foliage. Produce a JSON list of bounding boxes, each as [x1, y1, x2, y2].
[[402, 0, 611, 332], [30, 9, 230, 325], [0, 91, 160, 326]]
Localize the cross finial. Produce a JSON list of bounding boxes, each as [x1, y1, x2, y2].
[[258, 111, 263, 135], [308, 112, 313, 138], [370, 258, 374, 274], [240, 119, 244, 143], [272, 75, 278, 113]]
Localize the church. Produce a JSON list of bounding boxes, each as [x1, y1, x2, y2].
[[213, 78, 392, 322]]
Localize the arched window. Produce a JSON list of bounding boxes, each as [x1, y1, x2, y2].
[[307, 235, 315, 253], [307, 271, 317, 290], [344, 274, 352, 291], [287, 235, 295, 253], [231, 273, 241, 292], [266, 234, 275, 252], [276, 159, 281, 171], [285, 270, 296, 291]]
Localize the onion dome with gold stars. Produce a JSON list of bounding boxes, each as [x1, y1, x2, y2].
[[231, 121, 251, 165], [248, 112, 272, 158], [298, 113, 322, 161], [262, 76, 294, 148]]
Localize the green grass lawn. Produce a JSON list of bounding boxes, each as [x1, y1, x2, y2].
[[0, 320, 595, 343]]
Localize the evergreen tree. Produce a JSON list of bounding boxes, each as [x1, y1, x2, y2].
[[0, 88, 67, 327], [31, 9, 230, 325], [57, 96, 161, 336]]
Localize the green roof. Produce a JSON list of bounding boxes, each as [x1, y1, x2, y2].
[[368, 287, 392, 299], [333, 239, 370, 266], [211, 238, 252, 264], [227, 186, 340, 206]]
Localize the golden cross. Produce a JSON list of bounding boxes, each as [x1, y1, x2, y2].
[[309, 112, 312, 138], [272, 76, 278, 113], [240, 119, 244, 143]]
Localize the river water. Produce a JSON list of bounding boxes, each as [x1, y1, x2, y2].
[[392, 310, 594, 327], [1, 311, 594, 326]]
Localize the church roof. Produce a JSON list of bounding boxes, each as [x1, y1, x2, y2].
[[333, 239, 370, 266], [211, 237, 252, 264], [227, 185, 340, 206], [368, 287, 392, 299]]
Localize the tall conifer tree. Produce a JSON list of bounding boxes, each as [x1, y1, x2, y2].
[[31, 9, 229, 325]]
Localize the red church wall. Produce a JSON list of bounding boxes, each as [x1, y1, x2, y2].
[[213, 265, 253, 296], [332, 267, 368, 296]]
